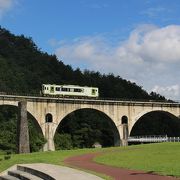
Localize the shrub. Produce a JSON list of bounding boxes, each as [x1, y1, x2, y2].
[[4, 155, 11, 160], [6, 150, 12, 155]]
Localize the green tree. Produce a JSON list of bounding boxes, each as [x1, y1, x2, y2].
[[54, 134, 73, 150], [0, 106, 46, 153]]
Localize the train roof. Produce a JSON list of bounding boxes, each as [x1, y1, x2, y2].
[[42, 84, 98, 88]]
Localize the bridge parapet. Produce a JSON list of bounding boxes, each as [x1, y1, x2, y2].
[[0, 94, 179, 107]]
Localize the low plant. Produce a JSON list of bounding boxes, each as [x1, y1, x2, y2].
[[4, 155, 11, 160]]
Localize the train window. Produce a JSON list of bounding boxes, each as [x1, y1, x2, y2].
[[74, 88, 82, 92], [56, 87, 60, 91], [62, 88, 67, 91]]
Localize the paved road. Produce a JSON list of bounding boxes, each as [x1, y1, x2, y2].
[[64, 152, 180, 180]]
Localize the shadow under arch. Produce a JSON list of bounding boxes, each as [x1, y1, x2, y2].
[[130, 110, 180, 137], [54, 108, 120, 149], [0, 104, 44, 152]]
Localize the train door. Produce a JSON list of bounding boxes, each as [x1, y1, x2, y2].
[[50, 86, 55, 94], [92, 89, 96, 95]]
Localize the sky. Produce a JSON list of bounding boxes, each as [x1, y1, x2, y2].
[[0, 0, 180, 100]]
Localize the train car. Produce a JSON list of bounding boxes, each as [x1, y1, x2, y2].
[[42, 84, 99, 98]]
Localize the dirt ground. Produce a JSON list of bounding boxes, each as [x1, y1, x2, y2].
[[64, 152, 179, 180]]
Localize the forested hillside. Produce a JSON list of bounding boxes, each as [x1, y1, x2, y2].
[[0, 27, 171, 152], [0, 27, 165, 100]]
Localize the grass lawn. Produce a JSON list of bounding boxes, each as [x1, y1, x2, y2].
[[95, 142, 180, 177], [0, 148, 111, 179], [0, 148, 102, 173], [0, 143, 179, 178]]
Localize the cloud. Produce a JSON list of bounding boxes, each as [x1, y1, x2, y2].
[[0, 0, 16, 19], [48, 38, 60, 47], [54, 24, 180, 100], [141, 7, 169, 18], [152, 85, 180, 100]]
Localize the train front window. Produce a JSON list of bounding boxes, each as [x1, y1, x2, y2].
[[92, 89, 96, 95]]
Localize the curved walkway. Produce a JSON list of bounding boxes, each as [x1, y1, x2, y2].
[[64, 152, 179, 180]]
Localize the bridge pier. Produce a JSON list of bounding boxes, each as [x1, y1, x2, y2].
[[121, 123, 129, 146], [43, 123, 57, 151], [17, 101, 30, 153]]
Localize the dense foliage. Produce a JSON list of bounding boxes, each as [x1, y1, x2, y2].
[[131, 112, 180, 137], [55, 109, 117, 149], [0, 27, 165, 100], [0, 106, 46, 152], [0, 27, 176, 151]]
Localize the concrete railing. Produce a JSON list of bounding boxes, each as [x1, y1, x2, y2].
[[128, 135, 180, 143], [0, 93, 179, 106]]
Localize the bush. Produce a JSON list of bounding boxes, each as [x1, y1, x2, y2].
[[4, 155, 11, 160], [6, 150, 12, 155], [54, 134, 73, 150]]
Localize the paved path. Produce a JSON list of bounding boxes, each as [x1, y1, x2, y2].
[[64, 152, 180, 180], [23, 163, 103, 180], [0, 163, 103, 180]]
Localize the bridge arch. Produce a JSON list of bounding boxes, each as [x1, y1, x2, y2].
[[130, 110, 180, 136], [0, 104, 44, 151], [54, 108, 120, 149], [0, 104, 42, 131]]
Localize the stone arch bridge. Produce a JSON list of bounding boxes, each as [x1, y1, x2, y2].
[[0, 95, 179, 152]]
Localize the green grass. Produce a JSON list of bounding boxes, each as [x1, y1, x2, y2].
[[95, 143, 180, 177], [0, 148, 99, 172], [0, 143, 179, 179], [0, 148, 110, 179]]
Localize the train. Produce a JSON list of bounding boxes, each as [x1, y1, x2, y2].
[[41, 84, 99, 98]]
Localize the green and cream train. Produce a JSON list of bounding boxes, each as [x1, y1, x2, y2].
[[42, 84, 99, 98]]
